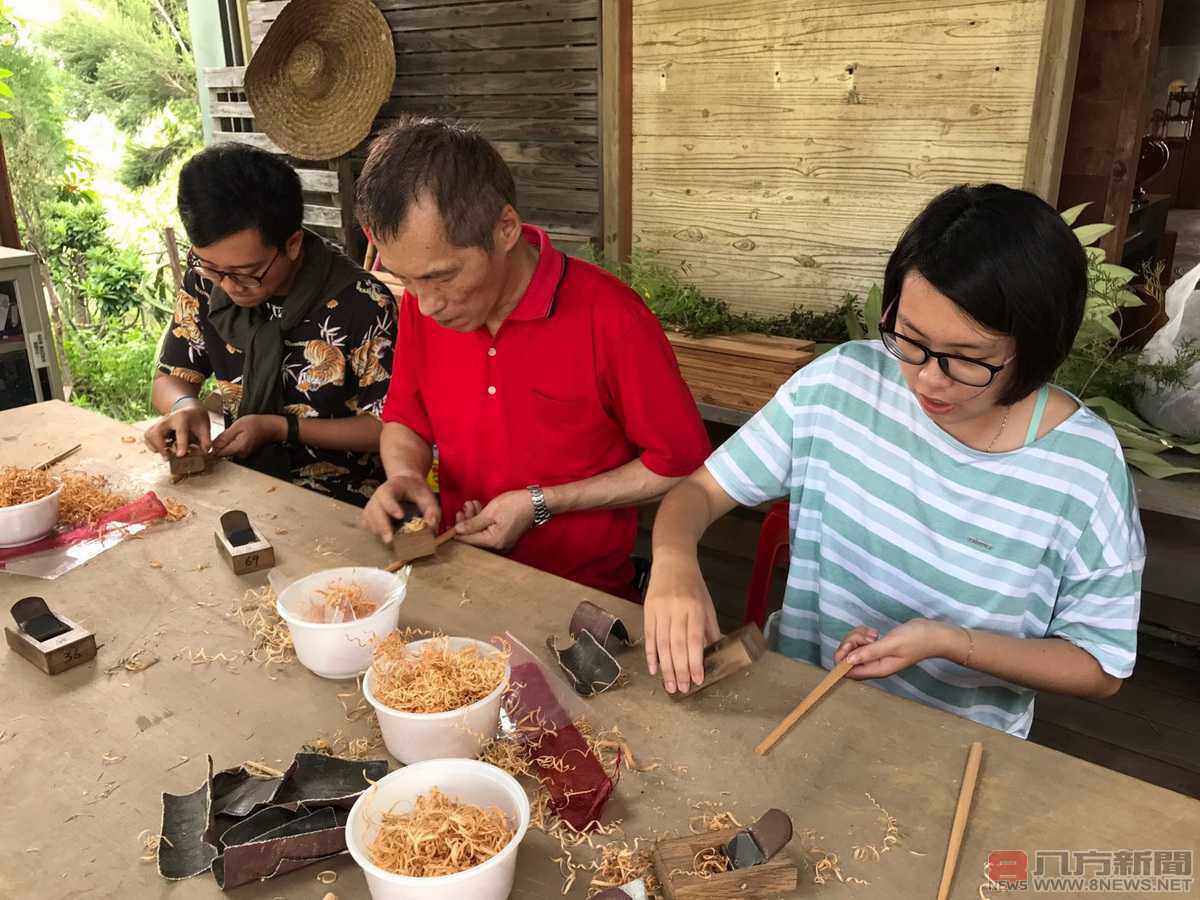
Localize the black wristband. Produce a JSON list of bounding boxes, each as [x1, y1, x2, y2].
[[285, 413, 300, 445]]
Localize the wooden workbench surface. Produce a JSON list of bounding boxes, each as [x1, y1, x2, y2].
[[2, 402, 1197, 899]]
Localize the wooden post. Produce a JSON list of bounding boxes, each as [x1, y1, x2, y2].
[[164, 227, 185, 292], [1057, 0, 1165, 260], [0, 136, 22, 249], [1022, 0, 1084, 201], [600, 0, 632, 263]]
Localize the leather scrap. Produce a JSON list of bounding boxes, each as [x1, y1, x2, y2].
[[156, 752, 386, 888], [159, 756, 217, 880], [547, 631, 622, 697], [569, 600, 634, 654], [507, 659, 614, 831]]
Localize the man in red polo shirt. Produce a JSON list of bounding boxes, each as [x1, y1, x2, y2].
[[354, 117, 710, 599]]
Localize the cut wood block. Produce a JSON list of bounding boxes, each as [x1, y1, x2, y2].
[[654, 826, 798, 899], [666, 332, 815, 413]]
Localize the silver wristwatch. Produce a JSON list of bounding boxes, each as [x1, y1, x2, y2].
[[527, 485, 552, 527]]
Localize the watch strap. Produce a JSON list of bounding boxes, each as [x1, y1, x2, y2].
[[527, 484, 551, 527], [284, 413, 300, 445]]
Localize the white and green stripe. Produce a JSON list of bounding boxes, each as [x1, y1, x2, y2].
[[707, 341, 1144, 737]]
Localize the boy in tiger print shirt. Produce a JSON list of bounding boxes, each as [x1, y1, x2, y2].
[[148, 144, 395, 507]]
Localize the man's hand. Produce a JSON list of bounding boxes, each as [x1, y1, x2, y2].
[[361, 473, 441, 543], [144, 402, 212, 460], [834, 619, 964, 680], [211, 414, 285, 460], [643, 550, 721, 694], [454, 490, 535, 551]]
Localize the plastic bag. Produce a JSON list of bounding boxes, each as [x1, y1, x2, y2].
[[1136, 262, 1200, 436]]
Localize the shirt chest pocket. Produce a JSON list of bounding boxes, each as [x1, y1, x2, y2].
[[521, 386, 615, 483]]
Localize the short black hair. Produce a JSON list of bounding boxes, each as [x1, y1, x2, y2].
[[883, 183, 1086, 406], [177, 143, 303, 250], [355, 116, 516, 251]]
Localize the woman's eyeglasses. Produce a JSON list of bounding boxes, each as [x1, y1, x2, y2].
[[187, 248, 280, 290], [877, 300, 1011, 388]]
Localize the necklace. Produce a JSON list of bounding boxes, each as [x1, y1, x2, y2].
[[984, 406, 1010, 453]]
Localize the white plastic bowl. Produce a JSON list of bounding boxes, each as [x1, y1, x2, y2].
[[276, 567, 407, 679], [346, 759, 530, 900], [363, 637, 509, 764], [0, 485, 61, 548]]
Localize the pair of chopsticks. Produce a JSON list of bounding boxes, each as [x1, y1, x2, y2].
[[33, 444, 82, 471], [754, 659, 985, 899]]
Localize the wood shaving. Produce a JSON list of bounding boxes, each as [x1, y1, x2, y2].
[[148, 560, 162, 569], [0, 465, 57, 507], [689, 811, 742, 834], [367, 788, 513, 877], [138, 830, 172, 862], [162, 497, 190, 521], [229, 587, 294, 666], [865, 792, 900, 854], [242, 760, 285, 779], [369, 634, 508, 714], [105, 650, 158, 675], [316, 869, 337, 884], [306, 580, 377, 623], [400, 518, 427, 533]]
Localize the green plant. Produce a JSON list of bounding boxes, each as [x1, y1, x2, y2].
[[63, 326, 159, 422], [584, 245, 856, 344], [1054, 203, 1200, 478], [43, 0, 201, 187]]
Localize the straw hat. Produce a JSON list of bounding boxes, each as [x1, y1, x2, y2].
[[244, 0, 395, 161]]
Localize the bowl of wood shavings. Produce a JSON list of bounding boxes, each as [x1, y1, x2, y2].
[[0, 465, 62, 548], [346, 758, 529, 900], [276, 566, 408, 679], [363, 635, 511, 764]]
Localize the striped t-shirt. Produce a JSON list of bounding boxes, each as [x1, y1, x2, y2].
[[707, 341, 1145, 737]]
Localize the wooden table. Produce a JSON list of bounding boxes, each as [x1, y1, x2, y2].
[[2, 402, 1198, 899]]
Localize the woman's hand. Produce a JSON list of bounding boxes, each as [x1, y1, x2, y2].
[[836, 619, 964, 679], [644, 551, 721, 694]]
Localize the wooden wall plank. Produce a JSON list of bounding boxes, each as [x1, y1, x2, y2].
[[397, 46, 598, 75], [212, 130, 281, 153], [303, 204, 343, 228], [203, 66, 246, 89], [391, 70, 597, 95], [375, 116, 596, 142], [297, 169, 340, 193], [382, 94, 597, 120], [632, 0, 1073, 315], [393, 20, 595, 52], [490, 140, 598, 166], [384, 0, 596, 31], [509, 162, 599, 192], [517, 184, 599, 213]]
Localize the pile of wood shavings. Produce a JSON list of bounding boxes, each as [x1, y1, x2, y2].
[[370, 634, 508, 714], [367, 788, 513, 877], [586, 839, 660, 897], [0, 465, 57, 507], [56, 471, 133, 527], [852, 792, 901, 862], [306, 580, 377, 623], [229, 586, 294, 665]]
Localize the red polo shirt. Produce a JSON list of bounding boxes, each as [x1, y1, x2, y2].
[[382, 225, 710, 597]]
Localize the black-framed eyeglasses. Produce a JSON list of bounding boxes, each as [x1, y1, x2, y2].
[[879, 327, 1010, 388], [187, 248, 280, 290]]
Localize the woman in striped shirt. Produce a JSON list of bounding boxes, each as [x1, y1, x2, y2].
[[645, 184, 1144, 736]]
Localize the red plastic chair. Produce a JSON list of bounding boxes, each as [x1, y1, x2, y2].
[[744, 501, 790, 628]]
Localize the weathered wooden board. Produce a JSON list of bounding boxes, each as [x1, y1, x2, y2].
[[631, 0, 1077, 314]]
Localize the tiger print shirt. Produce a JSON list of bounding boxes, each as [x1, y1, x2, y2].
[[157, 267, 397, 507]]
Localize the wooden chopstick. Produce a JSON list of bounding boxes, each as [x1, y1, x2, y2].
[[936, 741, 985, 900], [34, 444, 82, 471], [755, 657, 854, 756]]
